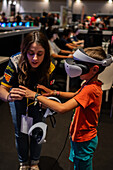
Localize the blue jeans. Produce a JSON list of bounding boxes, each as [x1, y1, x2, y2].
[[69, 136, 98, 170], [9, 100, 43, 164]]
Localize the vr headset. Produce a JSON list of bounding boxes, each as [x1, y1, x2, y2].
[[65, 49, 113, 78], [28, 97, 61, 144]]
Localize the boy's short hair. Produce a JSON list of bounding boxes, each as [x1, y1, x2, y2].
[[83, 46, 107, 73], [84, 46, 106, 61]]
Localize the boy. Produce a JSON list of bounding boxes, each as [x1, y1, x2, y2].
[[10, 47, 112, 170]]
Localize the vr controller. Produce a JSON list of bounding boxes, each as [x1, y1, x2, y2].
[[28, 96, 61, 144]]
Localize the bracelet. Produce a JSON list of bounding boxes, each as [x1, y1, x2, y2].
[[34, 93, 41, 106], [7, 93, 10, 102], [53, 90, 60, 97]]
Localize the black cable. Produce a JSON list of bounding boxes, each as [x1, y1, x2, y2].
[[49, 115, 56, 128], [51, 123, 70, 170]]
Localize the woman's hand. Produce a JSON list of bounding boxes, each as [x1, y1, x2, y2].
[[7, 87, 26, 102], [37, 84, 54, 96], [19, 85, 36, 100]]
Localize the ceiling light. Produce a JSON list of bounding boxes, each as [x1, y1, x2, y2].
[[76, 0, 81, 3], [8, 0, 12, 4], [108, 0, 112, 4], [45, 0, 49, 2], [13, 1, 16, 5]]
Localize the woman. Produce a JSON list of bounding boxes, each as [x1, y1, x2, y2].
[[0, 31, 52, 170]]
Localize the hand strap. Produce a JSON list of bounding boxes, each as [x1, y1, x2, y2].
[[34, 93, 41, 106]]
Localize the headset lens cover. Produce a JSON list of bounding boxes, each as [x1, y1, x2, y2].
[[32, 127, 43, 143]]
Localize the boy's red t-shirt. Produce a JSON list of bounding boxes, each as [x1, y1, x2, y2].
[[70, 81, 103, 142]]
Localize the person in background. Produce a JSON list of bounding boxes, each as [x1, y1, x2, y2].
[[15, 12, 22, 25], [0, 31, 53, 170], [90, 13, 96, 27], [103, 16, 109, 29], [24, 15, 30, 22], [20, 46, 107, 170], [47, 13, 55, 27], [45, 27, 74, 78], [46, 27, 74, 59], [57, 28, 78, 51], [69, 27, 84, 48], [1, 12, 7, 22], [40, 12, 48, 29], [9, 11, 15, 22], [54, 13, 60, 25], [95, 16, 105, 30], [34, 16, 40, 27]]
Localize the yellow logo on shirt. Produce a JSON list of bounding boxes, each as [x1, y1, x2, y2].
[[4, 73, 11, 83], [6, 65, 14, 73], [49, 62, 55, 74]]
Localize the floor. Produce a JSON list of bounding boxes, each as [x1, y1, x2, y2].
[[0, 91, 113, 170], [0, 62, 113, 170]]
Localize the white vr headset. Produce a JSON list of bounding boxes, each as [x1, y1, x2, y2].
[[65, 49, 113, 78], [28, 97, 61, 144]]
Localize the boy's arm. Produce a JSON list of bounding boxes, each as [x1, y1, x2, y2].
[[19, 85, 79, 114], [36, 95, 79, 114], [37, 84, 77, 99], [56, 91, 78, 99]]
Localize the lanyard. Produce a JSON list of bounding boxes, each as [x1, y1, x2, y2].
[[26, 98, 35, 115], [26, 88, 39, 115]]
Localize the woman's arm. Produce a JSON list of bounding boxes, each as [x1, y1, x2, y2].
[[0, 85, 26, 102], [0, 85, 10, 102]]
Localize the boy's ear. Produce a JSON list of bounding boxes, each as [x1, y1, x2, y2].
[[92, 65, 99, 73]]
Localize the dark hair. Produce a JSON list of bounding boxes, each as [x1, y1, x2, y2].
[[2, 12, 5, 16], [46, 27, 59, 40], [73, 28, 79, 33], [62, 28, 72, 38], [18, 31, 51, 86]]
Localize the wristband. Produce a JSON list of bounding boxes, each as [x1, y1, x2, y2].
[[7, 93, 10, 102], [34, 93, 41, 106], [53, 90, 60, 97]]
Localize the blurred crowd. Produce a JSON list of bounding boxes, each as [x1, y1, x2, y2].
[[0, 11, 60, 27], [78, 13, 111, 31], [1, 11, 113, 32]]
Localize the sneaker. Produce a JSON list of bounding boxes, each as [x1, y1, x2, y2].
[[19, 165, 30, 170], [30, 165, 39, 170]]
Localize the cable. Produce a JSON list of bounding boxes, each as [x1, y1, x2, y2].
[[51, 123, 70, 170]]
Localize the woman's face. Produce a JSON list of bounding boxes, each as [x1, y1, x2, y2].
[[27, 42, 45, 68]]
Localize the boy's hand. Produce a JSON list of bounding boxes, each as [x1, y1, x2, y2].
[[37, 84, 53, 96]]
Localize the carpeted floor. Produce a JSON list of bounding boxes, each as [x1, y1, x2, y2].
[[0, 96, 113, 170]]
